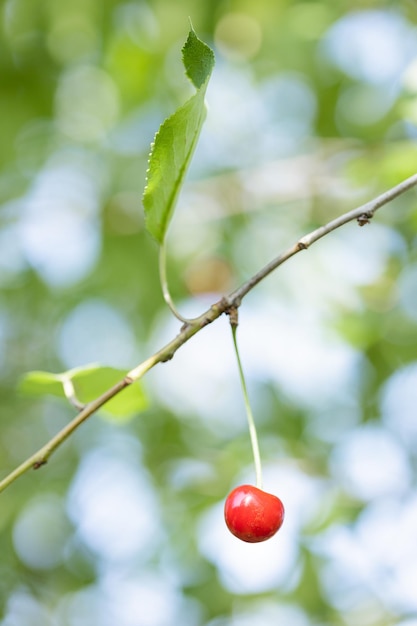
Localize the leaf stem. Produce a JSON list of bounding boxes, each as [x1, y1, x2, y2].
[[159, 240, 191, 324], [230, 318, 263, 490], [61, 375, 86, 411]]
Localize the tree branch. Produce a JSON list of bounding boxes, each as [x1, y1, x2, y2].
[[1, 173, 416, 494], [228, 172, 417, 302]]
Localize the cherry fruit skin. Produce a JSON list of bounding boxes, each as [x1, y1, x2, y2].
[[224, 484, 285, 543]]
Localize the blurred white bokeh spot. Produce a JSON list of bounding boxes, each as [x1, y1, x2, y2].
[[166, 457, 217, 490], [99, 572, 201, 626], [19, 159, 101, 287], [322, 10, 417, 85], [314, 495, 417, 614], [58, 572, 201, 626], [319, 223, 406, 287], [0, 591, 50, 626], [57, 298, 138, 368], [67, 446, 161, 563], [356, 497, 417, 612], [398, 262, 417, 321], [381, 361, 417, 446], [330, 424, 411, 500], [13, 495, 71, 570], [199, 65, 316, 172], [237, 301, 359, 410], [56, 586, 105, 626]]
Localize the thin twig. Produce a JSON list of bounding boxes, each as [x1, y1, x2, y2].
[[0, 173, 416, 494], [228, 172, 417, 303]]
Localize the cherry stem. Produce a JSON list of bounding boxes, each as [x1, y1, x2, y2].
[[231, 322, 263, 490]]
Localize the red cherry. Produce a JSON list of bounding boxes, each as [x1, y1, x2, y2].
[[224, 484, 285, 543]]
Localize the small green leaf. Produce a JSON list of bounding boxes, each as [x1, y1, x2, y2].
[[20, 364, 148, 422], [20, 370, 64, 397], [143, 28, 215, 244], [182, 28, 214, 89]]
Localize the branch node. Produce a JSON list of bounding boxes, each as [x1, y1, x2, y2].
[[33, 459, 47, 470], [227, 306, 239, 328], [357, 212, 373, 227], [297, 240, 308, 251]]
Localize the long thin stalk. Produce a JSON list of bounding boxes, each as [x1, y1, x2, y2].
[[231, 322, 263, 489]]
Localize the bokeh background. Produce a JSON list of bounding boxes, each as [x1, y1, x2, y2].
[[1, 0, 417, 624]]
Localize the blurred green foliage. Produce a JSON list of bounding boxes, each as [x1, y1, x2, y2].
[[1, 1, 417, 625]]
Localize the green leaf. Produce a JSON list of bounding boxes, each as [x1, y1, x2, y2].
[[143, 28, 215, 244], [19, 364, 148, 422], [19, 371, 62, 396], [182, 28, 215, 89]]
